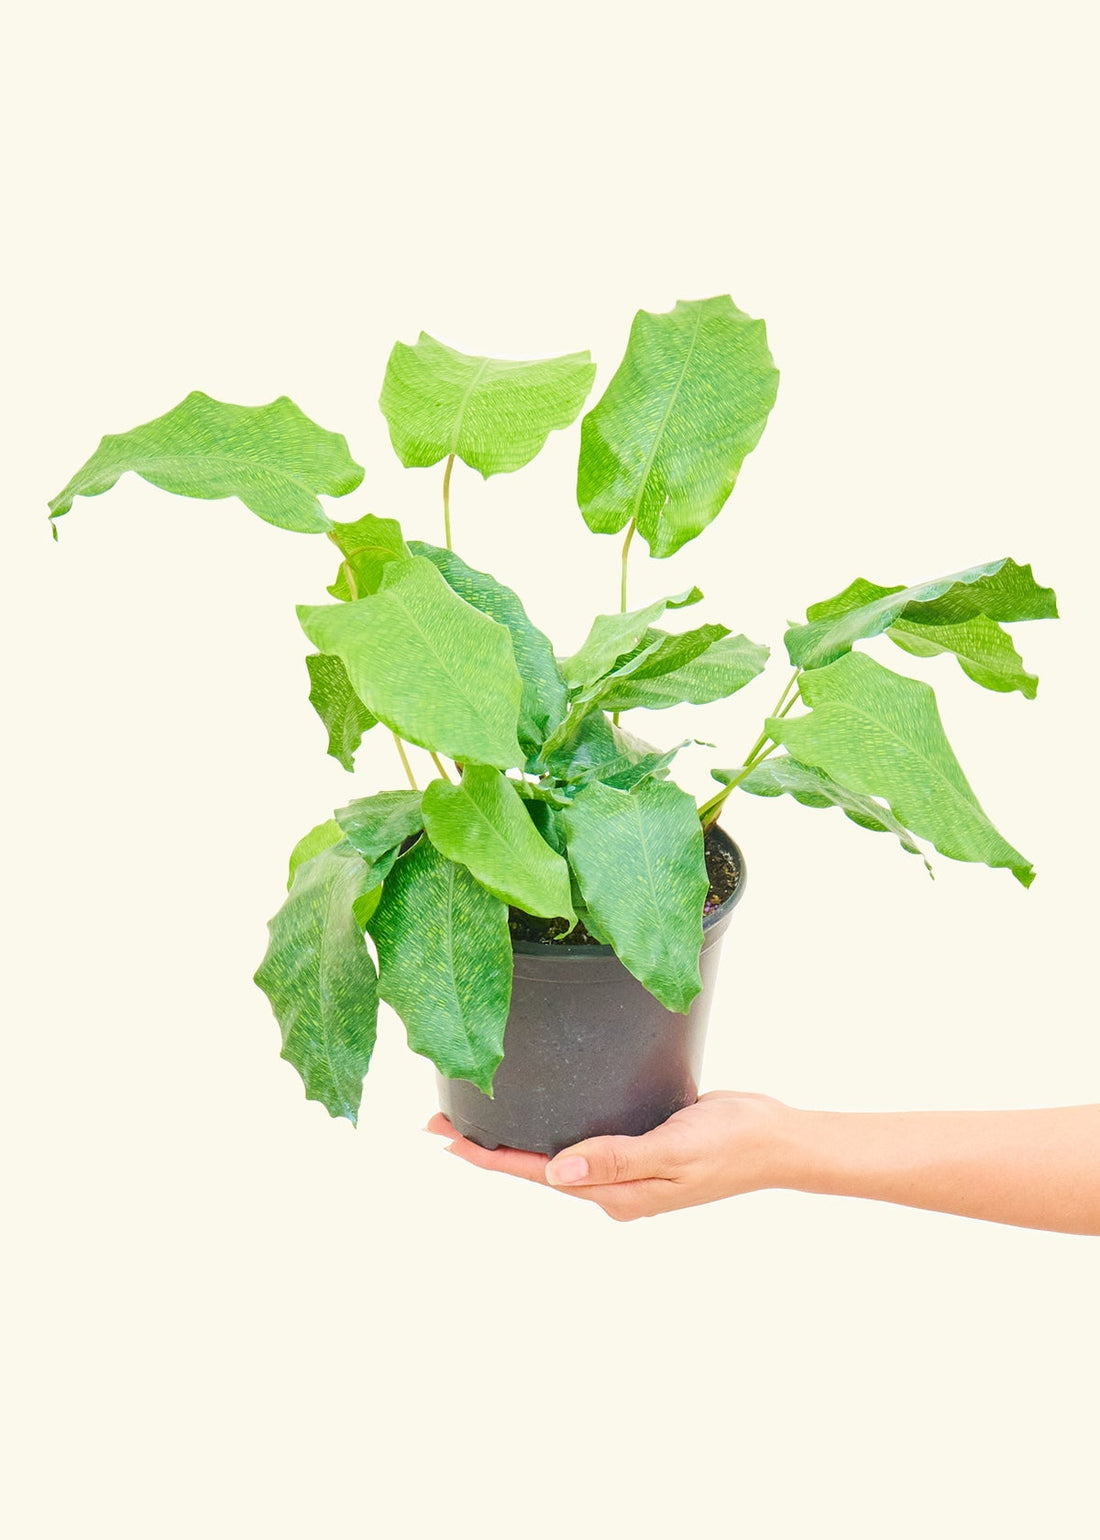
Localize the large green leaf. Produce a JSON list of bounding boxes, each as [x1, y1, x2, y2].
[[287, 819, 345, 888], [369, 839, 512, 1094], [410, 541, 568, 749], [327, 513, 410, 601], [768, 653, 1033, 885], [562, 777, 709, 1012], [334, 790, 424, 864], [887, 615, 1039, 698], [735, 755, 931, 872], [379, 332, 596, 477], [590, 629, 769, 713], [422, 766, 575, 921], [297, 556, 525, 770], [558, 588, 703, 691], [577, 295, 779, 558], [254, 842, 380, 1124], [785, 559, 1057, 671], [49, 391, 363, 537], [305, 653, 377, 771]]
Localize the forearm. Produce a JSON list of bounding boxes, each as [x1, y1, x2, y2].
[[781, 1105, 1100, 1235]]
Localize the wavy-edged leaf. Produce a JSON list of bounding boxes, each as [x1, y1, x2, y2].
[[562, 777, 709, 1011], [380, 332, 596, 477], [298, 556, 524, 770], [410, 540, 568, 749], [369, 839, 512, 1094], [287, 819, 344, 888], [592, 629, 769, 713], [335, 790, 424, 864], [254, 842, 380, 1124], [577, 295, 779, 558], [305, 653, 377, 771], [769, 652, 1033, 885], [887, 615, 1039, 698], [558, 588, 703, 692], [422, 766, 575, 921], [786, 559, 1057, 671], [49, 391, 363, 537], [327, 513, 410, 601], [735, 755, 932, 873]]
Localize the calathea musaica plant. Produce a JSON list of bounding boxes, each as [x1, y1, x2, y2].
[[49, 295, 1058, 1124]]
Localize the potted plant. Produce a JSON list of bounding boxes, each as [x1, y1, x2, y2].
[[47, 294, 1058, 1153]]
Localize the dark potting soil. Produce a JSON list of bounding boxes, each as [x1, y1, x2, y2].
[[508, 824, 742, 947]]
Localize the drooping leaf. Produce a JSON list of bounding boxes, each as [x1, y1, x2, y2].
[[734, 755, 932, 872], [327, 513, 410, 601], [380, 332, 596, 477], [298, 556, 525, 770], [368, 839, 512, 1094], [577, 295, 779, 558], [785, 559, 1057, 671], [254, 842, 380, 1124], [334, 790, 424, 864], [287, 819, 344, 888], [558, 588, 703, 691], [768, 652, 1034, 885], [49, 392, 363, 537], [410, 541, 568, 749], [562, 777, 709, 1011], [590, 629, 770, 713], [887, 615, 1039, 698], [541, 708, 620, 782], [422, 767, 575, 921], [305, 653, 377, 771]]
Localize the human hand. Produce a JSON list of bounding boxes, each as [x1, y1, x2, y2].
[[426, 1091, 803, 1221]]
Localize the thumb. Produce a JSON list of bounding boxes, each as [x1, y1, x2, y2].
[[545, 1132, 659, 1188]]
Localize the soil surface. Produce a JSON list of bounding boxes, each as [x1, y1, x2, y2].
[[508, 823, 742, 947]]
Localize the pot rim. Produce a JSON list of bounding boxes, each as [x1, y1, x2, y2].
[[510, 822, 746, 959]]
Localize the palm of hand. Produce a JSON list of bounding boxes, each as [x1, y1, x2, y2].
[[427, 1091, 788, 1221]]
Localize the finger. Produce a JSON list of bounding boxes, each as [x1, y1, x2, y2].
[[444, 1132, 551, 1185], [425, 1113, 457, 1137], [544, 1130, 676, 1189]]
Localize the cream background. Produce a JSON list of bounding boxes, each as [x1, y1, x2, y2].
[[4, 2, 1097, 1536]]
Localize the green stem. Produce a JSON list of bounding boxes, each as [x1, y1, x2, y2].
[[394, 733, 418, 791], [442, 453, 455, 551], [430, 751, 452, 782], [697, 668, 802, 828], [619, 517, 636, 613]]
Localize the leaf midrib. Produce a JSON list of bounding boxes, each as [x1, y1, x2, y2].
[[447, 356, 493, 455], [629, 305, 706, 525]]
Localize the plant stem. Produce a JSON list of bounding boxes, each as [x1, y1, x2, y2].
[[394, 732, 418, 791], [442, 453, 455, 551], [620, 517, 636, 613], [696, 668, 802, 828], [430, 751, 452, 782]]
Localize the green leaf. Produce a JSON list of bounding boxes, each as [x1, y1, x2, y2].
[[379, 332, 596, 477], [305, 653, 377, 771], [768, 652, 1034, 885], [334, 790, 424, 864], [558, 588, 703, 692], [410, 541, 568, 750], [786, 559, 1058, 671], [254, 842, 380, 1124], [577, 295, 779, 558], [735, 755, 932, 872], [298, 556, 525, 770], [422, 766, 575, 921], [562, 777, 709, 1011], [590, 629, 769, 713], [887, 615, 1039, 698], [49, 391, 363, 536], [287, 818, 345, 888], [369, 839, 512, 1094], [541, 707, 620, 782], [326, 513, 410, 601]]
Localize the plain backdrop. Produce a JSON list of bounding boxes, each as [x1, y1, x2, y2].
[[3, 2, 1097, 1536]]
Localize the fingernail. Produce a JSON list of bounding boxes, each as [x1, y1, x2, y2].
[[547, 1156, 588, 1186]]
